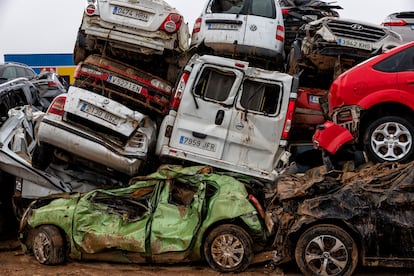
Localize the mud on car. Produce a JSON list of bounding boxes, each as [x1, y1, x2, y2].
[[32, 86, 157, 177], [19, 165, 268, 273], [287, 17, 403, 88], [73, 0, 190, 81], [266, 161, 414, 275], [73, 54, 172, 122], [191, 0, 285, 70]]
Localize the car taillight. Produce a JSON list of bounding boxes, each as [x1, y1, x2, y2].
[[276, 25, 285, 43], [47, 95, 67, 116], [170, 72, 189, 111], [160, 13, 182, 33], [281, 8, 290, 16], [192, 18, 202, 35], [282, 99, 296, 139], [85, 3, 97, 15], [382, 20, 407, 26]]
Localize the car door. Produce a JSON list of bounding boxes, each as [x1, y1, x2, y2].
[[366, 170, 414, 259], [243, 0, 280, 52], [395, 45, 414, 97], [72, 183, 156, 254], [169, 63, 244, 159], [223, 72, 291, 172], [150, 179, 206, 258], [202, 0, 248, 45]]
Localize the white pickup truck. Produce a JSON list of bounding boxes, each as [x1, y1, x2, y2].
[[155, 54, 299, 181]]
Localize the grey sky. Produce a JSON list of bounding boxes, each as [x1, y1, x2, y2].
[[0, 0, 413, 62]]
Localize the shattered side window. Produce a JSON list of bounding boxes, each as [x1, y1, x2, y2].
[[90, 187, 154, 222], [194, 67, 236, 103], [240, 79, 282, 115], [168, 180, 198, 207]]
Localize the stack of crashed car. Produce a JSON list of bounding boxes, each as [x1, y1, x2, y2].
[[32, 0, 191, 180]]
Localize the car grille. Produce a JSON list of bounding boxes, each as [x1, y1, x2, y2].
[[327, 20, 387, 42]]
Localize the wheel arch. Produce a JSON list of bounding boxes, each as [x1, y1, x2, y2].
[[287, 219, 364, 262], [28, 224, 71, 256], [359, 102, 414, 146], [199, 218, 264, 260]]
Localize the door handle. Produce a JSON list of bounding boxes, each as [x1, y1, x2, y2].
[[215, 110, 225, 125], [192, 132, 207, 139]]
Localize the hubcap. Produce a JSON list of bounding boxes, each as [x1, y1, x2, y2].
[[371, 122, 412, 161], [305, 234, 348, 276], [33, 232, 51, 263], [211, 233, 244, 269]]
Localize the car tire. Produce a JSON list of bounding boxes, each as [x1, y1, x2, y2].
[[364, 116, 414, 163], [32, 225, 66, 265], [295, 224, 358, 276], [32, 144, 53, 171], [287, 41, 302, 76], [73, 30, 88, 64], [203, 224, 253, 273]]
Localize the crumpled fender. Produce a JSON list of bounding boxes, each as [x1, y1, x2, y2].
[[312, 121, 353, 154]]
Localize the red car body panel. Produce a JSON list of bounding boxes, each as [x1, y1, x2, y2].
[[328, 41, 414, 115], [294, 87, 326, 127], [313, 121, 353, 154]]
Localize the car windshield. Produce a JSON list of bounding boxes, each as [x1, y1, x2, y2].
[[210, 0, 275, 18]]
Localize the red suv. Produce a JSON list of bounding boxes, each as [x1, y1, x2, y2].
[[314, 41, 414, 163]]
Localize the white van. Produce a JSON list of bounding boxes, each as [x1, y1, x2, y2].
[[155, 55, 298, 181], [191, 0, 285, 70]]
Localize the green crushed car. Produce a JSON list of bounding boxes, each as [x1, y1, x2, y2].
[[19, 165, 269, 273]]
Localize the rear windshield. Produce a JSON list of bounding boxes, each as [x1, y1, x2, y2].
[[209, 0, 276, 18]]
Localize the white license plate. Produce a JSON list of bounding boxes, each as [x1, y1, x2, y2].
[[107, 75, 143, 94], [113, 6, 149, 22], [337, 37, 373, 51], [179, 136, 217, 152], [309, 95, 320, 104], [81, 103, 120, 125], [208, 23, 239, 30]]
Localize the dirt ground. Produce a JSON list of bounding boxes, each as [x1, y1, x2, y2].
[[1, 238, 413, 276], [0, 238, 292, 276]]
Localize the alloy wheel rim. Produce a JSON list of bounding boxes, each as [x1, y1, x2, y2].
[[211, 233, 244, 269], [371, 122, 412, 161], [305, 234, 348, 276]]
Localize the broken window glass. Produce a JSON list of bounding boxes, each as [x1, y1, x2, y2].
[[240, 79, 282, 115], [169, 180, 198, 207], [194, 67, 236, 102]]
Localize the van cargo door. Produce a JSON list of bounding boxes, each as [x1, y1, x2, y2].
[[169, 64, 243, 159]]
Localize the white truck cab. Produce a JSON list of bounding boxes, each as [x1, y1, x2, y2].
[[155, 55, 298, 181]]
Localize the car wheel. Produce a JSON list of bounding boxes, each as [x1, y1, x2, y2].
[[32, 225, 66, 265], [295, 224, 358, 276], [203, 224, 253, 273], [287, 42, 302, 76], [364, 116, 414, 163]]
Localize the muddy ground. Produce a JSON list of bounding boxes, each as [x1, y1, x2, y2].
[[1, 238, 414, 276]]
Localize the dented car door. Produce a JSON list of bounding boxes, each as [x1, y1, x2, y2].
[[72, 182, 157, 255], [150, 179, 206, 257]]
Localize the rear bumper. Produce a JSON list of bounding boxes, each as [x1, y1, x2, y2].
[[81, 16, 177, 55], [38, 119, 147, 176]]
